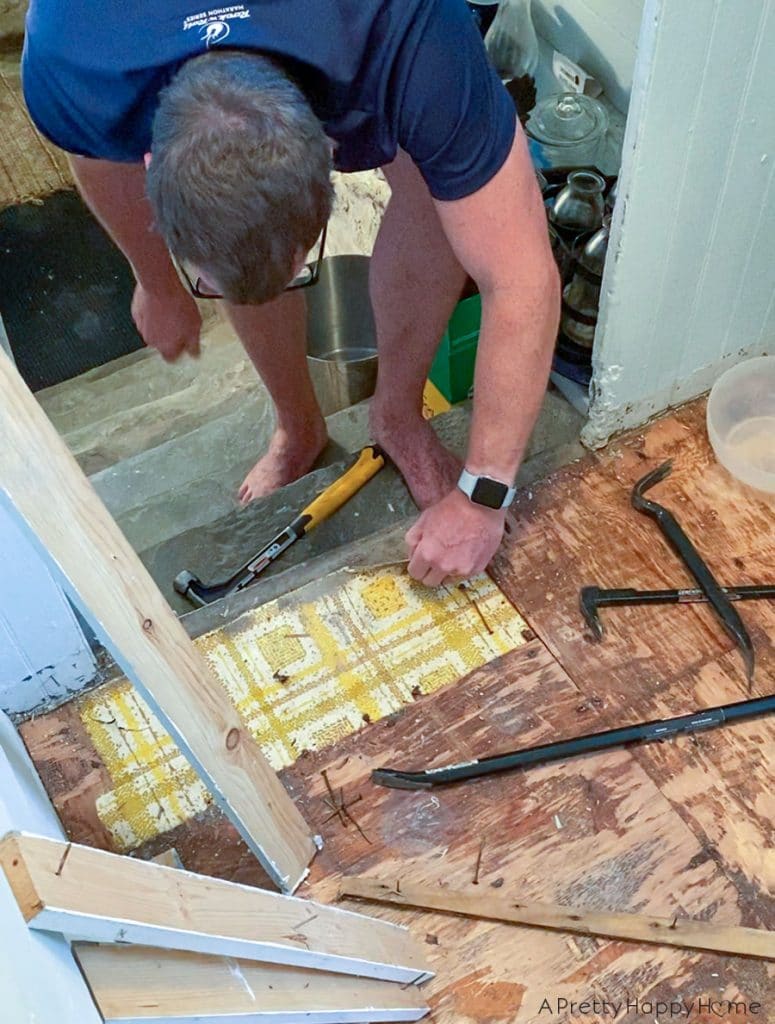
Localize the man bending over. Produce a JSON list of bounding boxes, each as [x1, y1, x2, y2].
[[22, 0, 559, 586]]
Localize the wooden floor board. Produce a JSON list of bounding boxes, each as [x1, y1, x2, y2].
[[0, 833, 431, 984], [490, 400, 775, 920], [16, 398, 774, 1020], [293, 642, 771, 1020]]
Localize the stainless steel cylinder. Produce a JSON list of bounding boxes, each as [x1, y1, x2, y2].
[[306, 256, 378, 416]]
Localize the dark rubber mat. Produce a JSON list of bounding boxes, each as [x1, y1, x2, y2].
[[0, 190, 142, 391]]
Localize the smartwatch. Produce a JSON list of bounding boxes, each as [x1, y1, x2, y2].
[[457, 468, 517, 510]]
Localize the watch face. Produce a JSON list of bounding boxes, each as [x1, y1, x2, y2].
[[471, 476, 508, 509]]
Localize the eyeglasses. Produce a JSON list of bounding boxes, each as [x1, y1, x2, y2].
[[172, 222, 328, 301]]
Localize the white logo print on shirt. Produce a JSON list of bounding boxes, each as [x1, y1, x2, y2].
[[201, 20, 230, 44], [183, 5, 251, 47]]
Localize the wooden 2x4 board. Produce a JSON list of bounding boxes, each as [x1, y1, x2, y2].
[[77, 944, 429, 1024], [0, 349, 316, 892], [0, 832, 432, 985]]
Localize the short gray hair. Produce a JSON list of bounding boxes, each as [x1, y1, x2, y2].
[[147, 52, 333, 304]]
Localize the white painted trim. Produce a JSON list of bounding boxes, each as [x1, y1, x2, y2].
[[78, 942, 430, 1024], [583, 339, 771, 447], [0, 716, 102, 1024], [589, 0, 775, 445], [102, 1009, 426, 1024], [34, 906, 431, 984]]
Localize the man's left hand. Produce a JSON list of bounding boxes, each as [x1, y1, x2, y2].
[[406, 488, 506, 587]]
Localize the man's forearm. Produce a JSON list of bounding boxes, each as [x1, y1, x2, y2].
[[69, 156, 180, 294], [465, 264, 560, 483]]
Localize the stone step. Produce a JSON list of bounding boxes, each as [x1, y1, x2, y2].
[[67, 357, 263, 478], [38, 319, 248, 475], [33, 299, 223, 410], [90, 395, 280, 551], [94, 399, 472, 565], [36, 345, 154, 409], [134, 396, 584, 614], [94, 386, 583, 598], [37, 305, 370, 478], [324, 399, 372, 453], [325, 387, 583, 459], [139, 405, 474, 614], [142, 456, 416, 616]]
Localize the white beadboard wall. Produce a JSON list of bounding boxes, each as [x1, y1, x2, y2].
[[0, 499, 96, 715], [531, 0, 643, 112], [585, 0, 775, 446]]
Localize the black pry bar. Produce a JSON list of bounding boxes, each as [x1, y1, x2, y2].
[[580, 584, 775, 641], [631, 460, 755, 685], [371, 693, 775, 790]]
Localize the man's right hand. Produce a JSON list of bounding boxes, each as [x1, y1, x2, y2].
[[131, 282, 202, 362]]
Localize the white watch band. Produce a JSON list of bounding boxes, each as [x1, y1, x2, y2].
[[457, 468, 517, 509]]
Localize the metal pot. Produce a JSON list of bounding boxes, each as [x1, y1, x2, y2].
[[305, 256, 378, 415]]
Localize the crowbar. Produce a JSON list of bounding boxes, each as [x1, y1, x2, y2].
[[580, 583, 775, 641], [372, 693, 775, 789], [631, 460, 755, 684]]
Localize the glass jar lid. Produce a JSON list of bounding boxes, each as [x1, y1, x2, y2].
[[526, 92, 608, 146]]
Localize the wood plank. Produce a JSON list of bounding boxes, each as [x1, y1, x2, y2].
[[293, 642, 771, 1021], [76, 944, 429, 1024], [491, 401, 775, 904], [341, 877, 775, 960], [0, 349, 316, 892], [0, 832, 432, 985]]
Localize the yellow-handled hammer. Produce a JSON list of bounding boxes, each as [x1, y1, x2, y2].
[[174, 445, 386, 606]]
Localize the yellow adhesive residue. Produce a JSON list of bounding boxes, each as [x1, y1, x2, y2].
[[81, 566, 528, 851], [81, 683, 211, 851]]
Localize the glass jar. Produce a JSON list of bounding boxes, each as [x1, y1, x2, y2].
[[526, 93, 608, 169], [550, 170, 606, 232], [561, 216, 611, 351]]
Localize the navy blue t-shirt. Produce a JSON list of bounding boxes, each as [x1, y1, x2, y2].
[[22, 0, 516, 200]]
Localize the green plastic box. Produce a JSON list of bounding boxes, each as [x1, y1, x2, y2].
[[429, 293, 482, 403]]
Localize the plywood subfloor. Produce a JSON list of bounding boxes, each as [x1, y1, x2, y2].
[[21, 566, 527, 855], [490, 401, 775, 906], [18, 399, 775, 1021]]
